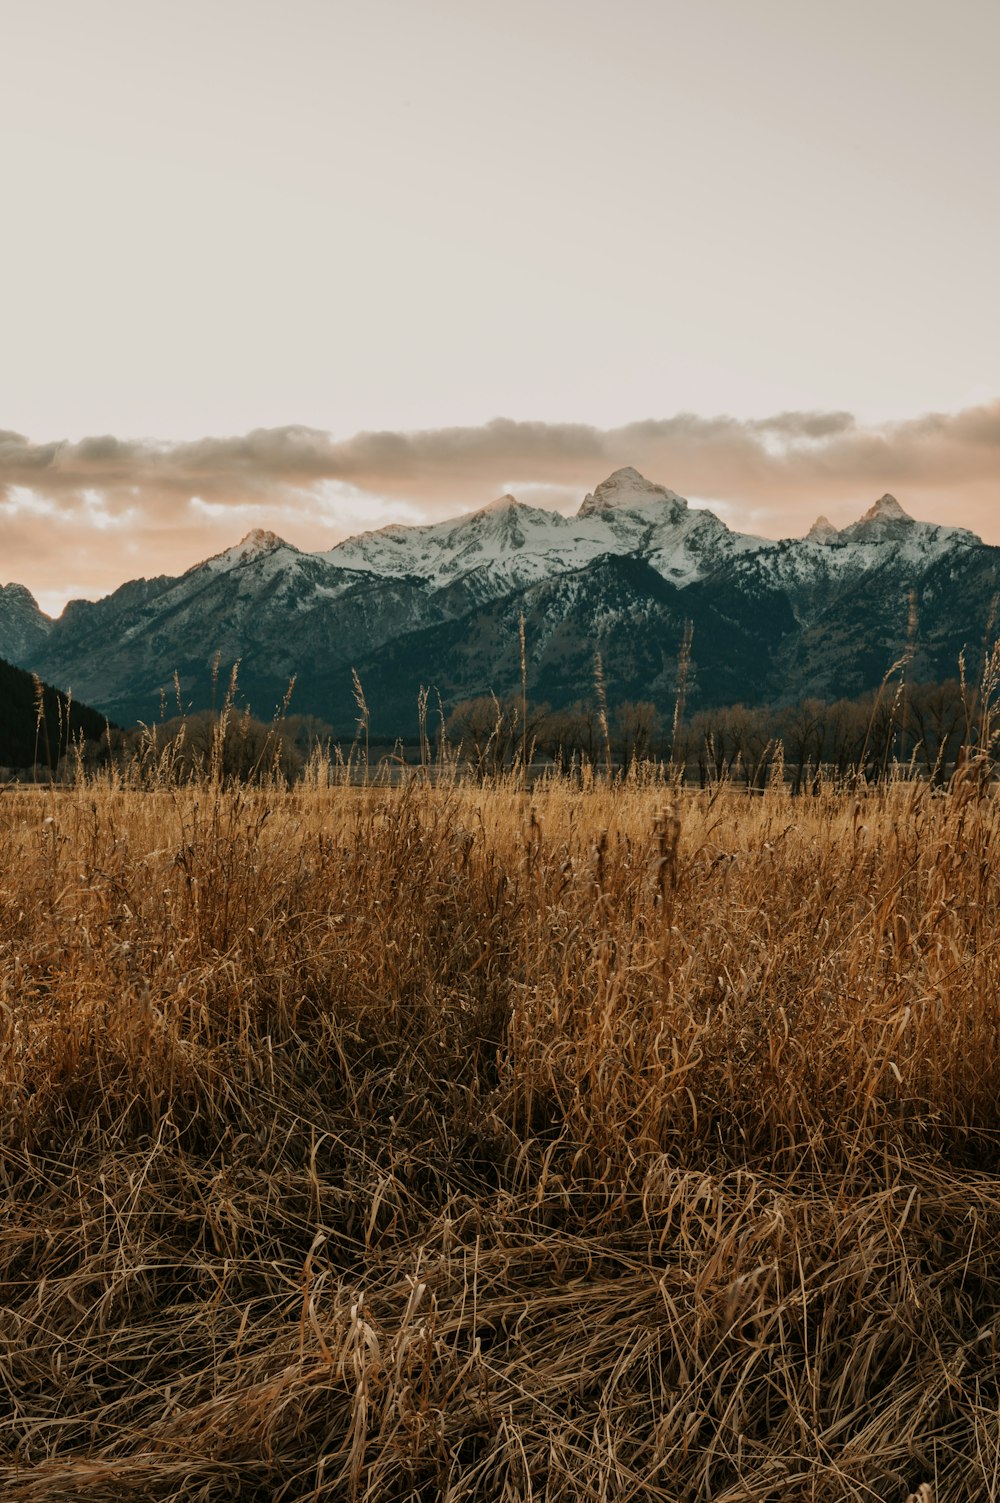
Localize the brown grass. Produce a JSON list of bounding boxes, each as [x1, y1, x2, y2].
[[2, 765, 1000, 1500]]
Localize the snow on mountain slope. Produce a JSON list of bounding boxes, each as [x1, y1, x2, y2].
[[718, 495, 980, 625], [30, 526, 444, 724], [839, 494, 979, 555], [577, 466, 688, 516], [323, 468, 766, 594], [161, 527, 368, 624], [199, 527, 299, 575], [321, 495, 602, 588]]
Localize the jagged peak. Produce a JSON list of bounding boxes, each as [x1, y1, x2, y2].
[[1, 580, 43, 606], [860, 494, 911, 524], [578, 468, 688, 518], [238, 527, 289, 552], [837, 493, 918, 544], [195, 527, 296, 574], [807, 515, 839, 543]]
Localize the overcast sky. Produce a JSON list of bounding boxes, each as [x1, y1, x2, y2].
[[2, 0, 997, 612]]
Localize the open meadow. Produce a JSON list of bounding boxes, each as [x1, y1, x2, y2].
[[2, 766, 1000, 1501]]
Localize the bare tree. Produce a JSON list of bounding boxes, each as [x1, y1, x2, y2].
[[781, 699, 827, 795], [612, 700, 660, 771], [905, 678, 965, 785], [727, 705, 775, 792]]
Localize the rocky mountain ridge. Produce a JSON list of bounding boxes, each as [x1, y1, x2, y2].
[[2, 470, 995, 730]]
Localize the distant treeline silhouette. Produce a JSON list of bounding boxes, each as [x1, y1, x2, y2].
[[444, 672, 989, 788]]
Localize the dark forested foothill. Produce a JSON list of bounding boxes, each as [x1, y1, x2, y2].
[[0, 656, 110, 772]]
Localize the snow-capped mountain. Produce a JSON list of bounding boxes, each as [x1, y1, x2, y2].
[[2, 470, 996, 730], [15, 528, 437, 724], [839, 493, 978, 551], [324, 467, 761, 595], [713, 492, 980, 626]]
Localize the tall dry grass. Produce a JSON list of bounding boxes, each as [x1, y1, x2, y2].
[[2, 763, 1000, 1500]]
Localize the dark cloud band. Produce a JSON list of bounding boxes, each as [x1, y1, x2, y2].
[[1, 403, 997, 519]]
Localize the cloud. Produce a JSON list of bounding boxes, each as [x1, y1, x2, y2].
[[3, 402, 999, 611], [752, 411, 857, 440]]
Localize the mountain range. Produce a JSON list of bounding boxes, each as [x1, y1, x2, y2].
[[2, 468, 997, 731]]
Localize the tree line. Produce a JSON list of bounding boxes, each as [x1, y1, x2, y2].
[[444, 674, 986, 788], [16, 671, 995, 790]]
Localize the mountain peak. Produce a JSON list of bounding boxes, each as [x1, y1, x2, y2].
[[837, 493, 915, 543], [861, 494, 911, 524], [578, 468, 688, 517], [1, 580, 43, 607], [197, 528, 295, 575], [606, 466, 647, 486], [477, 493, 519, 515], [239, 527, 288, 553], [807, 515, 839, 543]]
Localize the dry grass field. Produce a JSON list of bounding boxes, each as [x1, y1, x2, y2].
[[2, 763, 1000, 1501]]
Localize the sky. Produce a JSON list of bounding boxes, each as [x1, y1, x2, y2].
[[1, 0, 997, 614]]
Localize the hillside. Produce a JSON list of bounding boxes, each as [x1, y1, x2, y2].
[[0, 655, 109, 769]]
